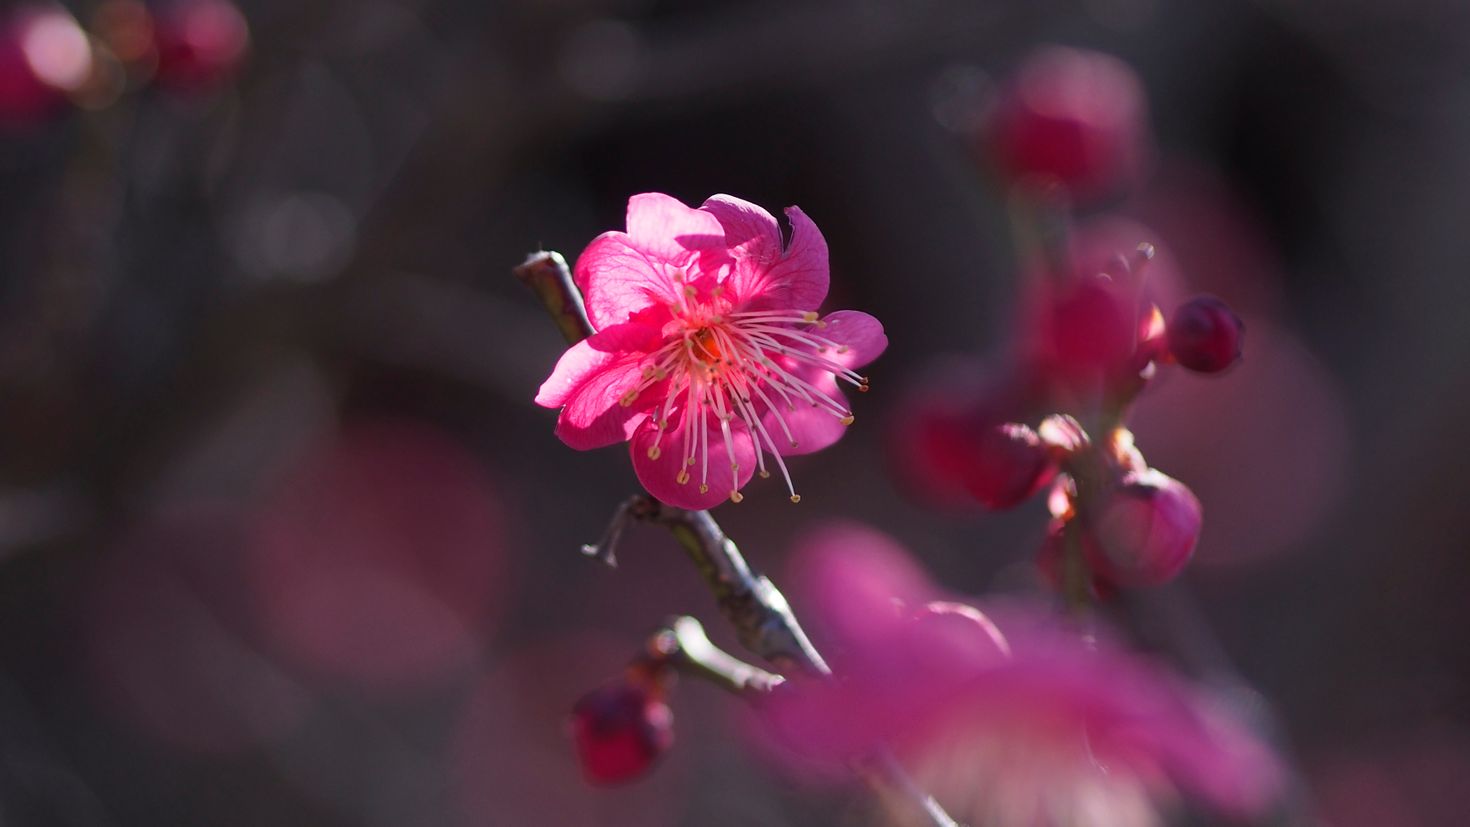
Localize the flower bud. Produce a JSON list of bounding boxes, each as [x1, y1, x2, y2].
[[981, 46, 1148, 202], [1167, 296, 1243, 374], [568, 680, 673, 785], [1088, 469, 1202, 586], [962, 422, 1057, 510]]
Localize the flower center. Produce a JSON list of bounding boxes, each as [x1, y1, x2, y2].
[[692, 327, 724, 365], [624, 306, 871, 504]]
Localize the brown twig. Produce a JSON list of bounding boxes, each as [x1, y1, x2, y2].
[[588, 496, 960, 827], [514, 251, 594, 345], [587, 494, 831, 679]]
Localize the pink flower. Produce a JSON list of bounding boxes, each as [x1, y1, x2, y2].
[[763, 522, 1282, 823], [536, 193, 887, 510]]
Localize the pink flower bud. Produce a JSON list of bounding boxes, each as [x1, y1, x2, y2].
[[568, 680, 673, 785], [1088, 469, 1202, 586], [1168, 295, 1244, 374], [982, 46, 1149, 202], [962, 421, 1057, 510]]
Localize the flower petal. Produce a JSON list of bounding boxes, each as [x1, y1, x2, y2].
[[819, 310, 888, 369], [630, 417, 756, 510], [701, 194, 783, 264], [761, 372, 850, 457], [731, 205, 830, 312], [536, 324, 665, 450], [625, 193, 727, 263], [574, 232, 680, 330]]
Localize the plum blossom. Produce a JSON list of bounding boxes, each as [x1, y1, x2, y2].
[[536, 193, 887, 510], [762, 522, 1282, 826]]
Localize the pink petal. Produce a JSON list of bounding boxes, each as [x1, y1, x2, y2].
[[536, 324, 665, 451], [701, 194, 783, 263], [761, 372, 849, 457], [573, 232, 680, 331], [819, 310, 888, 369], [630, 417, 756, 510], [624, 193, 727, 264], [730, 206, 830, 312]]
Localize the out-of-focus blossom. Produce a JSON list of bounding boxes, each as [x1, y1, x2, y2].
[[1168, 295, 1245, 374], [248, 420, 508, 694], [152, 0, 248, 91], [981, 46, 1149, 203], [1016, 228, 1173, 409], [569, 678, 674, 785], [765, 522, 1282, 823], [0, 4, 92, 123], [536, 193, 886, 510]]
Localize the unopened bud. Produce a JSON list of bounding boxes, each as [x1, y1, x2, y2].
[[1167, 296, 1244, 374], [568, 681, 673, 785], [962, 422, 1058, 510], [1088, 469, 1202, 586]]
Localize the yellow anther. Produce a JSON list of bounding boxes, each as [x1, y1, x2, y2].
[[790, 494, 802, 504], [698, 484, 709, 494], [676, 469, 690, 485], [840, 414, 855, 426], [802, 311, 819, 323], [646, 445, 661, 460], [730, 491, 744, 503]]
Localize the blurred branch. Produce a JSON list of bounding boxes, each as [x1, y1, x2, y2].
[[513, 251, 593, 345]]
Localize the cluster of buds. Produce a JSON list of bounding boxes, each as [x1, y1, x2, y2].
[[0, 0, 248, 127], [901, 247, 1244, 596], [901, 44, 1248, 599]]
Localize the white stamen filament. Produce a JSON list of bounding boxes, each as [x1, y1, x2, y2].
[[637, 295, 866, 504]]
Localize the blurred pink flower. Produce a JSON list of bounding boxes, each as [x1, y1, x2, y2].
[[765, 522, 1282, 824], [537, 193, 886, 509], [981, 46, 1150, 203]]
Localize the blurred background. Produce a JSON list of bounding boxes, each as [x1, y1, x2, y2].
[[0, 0, 1468, 824]]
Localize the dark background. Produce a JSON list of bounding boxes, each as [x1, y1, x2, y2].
[[1, 0, 1468, 824]]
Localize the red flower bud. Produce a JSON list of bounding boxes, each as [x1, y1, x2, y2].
[[962, 422, 1057, 510], [568, 681, 673, 785], [1167, 296, 1244, 374], [1088, 469, 1202, 586], [982, 46, 1148, 202]]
